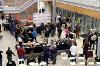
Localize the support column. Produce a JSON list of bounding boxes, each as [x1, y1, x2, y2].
[[37, 0, 45, 13], [51, 0, 56, 24], [37, 0, 40, 13], [14, 0, 16, 7], [1, 0, 4, 12]]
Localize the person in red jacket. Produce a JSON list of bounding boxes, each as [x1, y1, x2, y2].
[[17, 45, 25, 59]]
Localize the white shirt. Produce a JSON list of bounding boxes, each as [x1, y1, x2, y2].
[[18, 37, 22, 42], [91, 35, 96, 41], [70, 45, 77, 56]]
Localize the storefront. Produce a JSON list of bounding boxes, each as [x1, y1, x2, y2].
[[56, 7, 100, 34]]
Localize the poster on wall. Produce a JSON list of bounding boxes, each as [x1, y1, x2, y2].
[[33, 13, 51, 26]]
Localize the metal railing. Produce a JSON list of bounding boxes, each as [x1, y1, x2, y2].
[[19, 0, 37, 12], [57, 0, 100, 12], [3, 0, 37, 13], [59, 0, 100, 7]]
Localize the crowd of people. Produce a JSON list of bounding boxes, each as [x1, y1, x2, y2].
[[0, 13, 99, 66], [13, 15, 80, 65], [82, 30, 98, 65]]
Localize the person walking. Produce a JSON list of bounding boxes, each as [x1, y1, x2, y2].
[[6, 59, 16, 66], [57, 26, 62, 38], [0, 50, 3, 66], [6, 47, 15, 62]]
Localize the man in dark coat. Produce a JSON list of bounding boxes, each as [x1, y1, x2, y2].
[[57, 26, 62, 38], [50, 45, 57, 64], [1, 14, 4, 20], [43, 45, 50, 65], [6, 47, 15, 62], [0, 51, 3, 66]]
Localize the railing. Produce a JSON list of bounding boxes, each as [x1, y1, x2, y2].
[[3, 0, 37, 13], [57, 0, 100, 11], [3, 6, 20, 13], [19, 0, 37, 12], [60, 0, 100, 7]]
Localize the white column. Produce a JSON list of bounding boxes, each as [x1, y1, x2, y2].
[[37, 1, 45, 13], [44, 2, 50, 12], [95, 0, 100, 7], [52, 0, 56, 24], [1, 0, 4, 12], [14, 0, 16, 7], [1, 0, 4, 6]]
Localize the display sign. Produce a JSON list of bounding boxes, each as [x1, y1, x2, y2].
[[33, 13, 51, 26]]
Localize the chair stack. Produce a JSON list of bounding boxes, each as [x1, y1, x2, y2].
[[69, 57, 76, 66], [87, 58, 95, 66], [61, 52, 68, 66], [18, 59, 25, 64], [19, 64, 27, 66], [77, 57, 85, 66], [40, 61, 47, 66], [29, 62, 39, 66]]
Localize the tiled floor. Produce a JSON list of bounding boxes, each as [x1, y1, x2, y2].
[[0, 20, 97, 66]]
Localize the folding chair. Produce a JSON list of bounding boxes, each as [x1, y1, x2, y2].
[[61, 52, 67, 57], [40, 61, 47, 66], [61, 57, 68, 66], [18, 59, 24, 64], [29, 62, 39, 66], [77, 57, 85, 65], [19, 64, 27, 66], [69, 57, 77, 66], [87, 58, 95, 65]]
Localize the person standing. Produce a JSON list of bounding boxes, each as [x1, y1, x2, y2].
[[65, 27, 70, 38], [76, 24, 80, 38], [17, 45, 25, 59], [23, 34, 29, 43], [0, 50, 3, 66], [82, 38, 90, 65], [1, 14, 5, 21], [0, 24, 1, 32], [70, 43, 77, 62], [50, 45, 57, 64], [90, 33, 97, 49], [57, 26, 62, 38], [43, 45, 50, 65], [32, 29, 37, 42], [6, 47, 15, 62]]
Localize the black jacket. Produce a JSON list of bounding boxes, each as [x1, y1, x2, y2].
[[0, 51, 3, 59]]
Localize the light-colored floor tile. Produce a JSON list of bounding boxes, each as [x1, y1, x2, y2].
[[0, 20, 97, 66]]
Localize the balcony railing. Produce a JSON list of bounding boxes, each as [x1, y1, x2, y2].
[[60, 0, 100, 7], [57, 0, 100, 12], [3, 0, 37, 13]]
